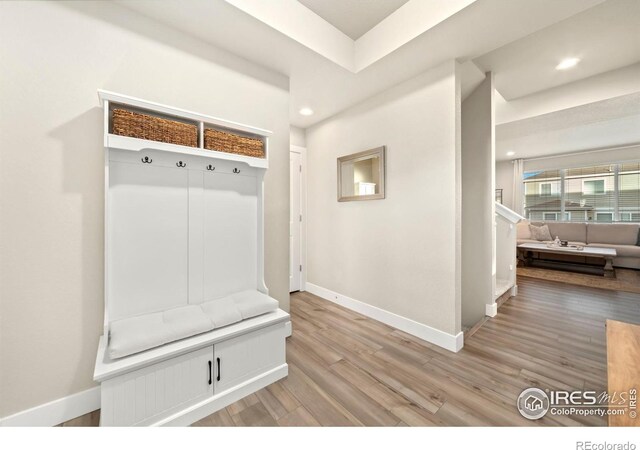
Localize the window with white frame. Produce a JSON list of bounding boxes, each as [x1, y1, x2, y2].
[[540, 183, 552, 196], [523, 162, 640, 223], [583, 179, 605, 195], [596, 212, 613, 222], [620, 212, 640, 222], [543, 212, 571, 221]]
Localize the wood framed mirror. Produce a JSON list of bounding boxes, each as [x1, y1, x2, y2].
[[337, 146, 386, 202]]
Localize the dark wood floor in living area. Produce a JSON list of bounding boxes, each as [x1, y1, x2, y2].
[[61, 277, 640, 426]]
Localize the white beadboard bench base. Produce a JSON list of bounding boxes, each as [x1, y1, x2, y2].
[[95, 310, 290, 426], [157, 364, 288, 426]]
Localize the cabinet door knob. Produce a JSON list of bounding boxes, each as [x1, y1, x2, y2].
[[216, 357, 221, 381], [208, 360, 212, 385]]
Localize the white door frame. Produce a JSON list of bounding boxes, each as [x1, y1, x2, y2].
[[290, 145, 307, 291]]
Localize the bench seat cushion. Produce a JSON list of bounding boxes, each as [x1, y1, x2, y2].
[[201, 297, 242, 328], [233, 290, 279, 320], [164, 305, 213, 342], [109, 312, 169, 360], [108, 290, 279, 359]]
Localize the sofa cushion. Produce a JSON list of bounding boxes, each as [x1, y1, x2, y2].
[[588, 243, 640, 258], [587, 223, 640, 245], [529, 224, 552, 241], [518, 238, 545, 244], [517, 221, 531, 240], [545, 222, 587, 243]]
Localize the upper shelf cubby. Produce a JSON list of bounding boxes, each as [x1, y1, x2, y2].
[[98, 89, 272, 169]]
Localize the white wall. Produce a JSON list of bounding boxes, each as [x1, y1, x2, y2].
[[461, 74, 495, 328], [305, 61, 461, 339], [524, 145, 640, 171], [290, 126, 306, 147], [496, 160, 514, 210], [0, 1, 290, 419]]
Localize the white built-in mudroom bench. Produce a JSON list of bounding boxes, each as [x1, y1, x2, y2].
[[93, 90, 290, 426]]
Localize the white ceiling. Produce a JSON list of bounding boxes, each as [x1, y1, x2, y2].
[[475, 0, 640, 100], [117, 0, 611, 128], [114, 0, 640, 139], [496, 92, 640, 161], [297, 0, 409, 40]]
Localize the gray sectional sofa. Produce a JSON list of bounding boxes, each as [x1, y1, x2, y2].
[[517, 221, 640, 269]]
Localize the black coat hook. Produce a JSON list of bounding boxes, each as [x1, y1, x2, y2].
[[206, 165, 215, 171], [176, 161, 187, 168], [141, 156, 152, 164], [233, 168, 241, 174]]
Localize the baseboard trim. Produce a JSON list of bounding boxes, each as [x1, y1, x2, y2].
[[485, 303, 498, 317], [0, 386, 100, 427], [306, 283, 463, 352]]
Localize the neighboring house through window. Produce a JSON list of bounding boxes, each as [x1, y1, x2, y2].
[[583, 179, 605, 195], [540, 183, 552, 196], [620, 212, 640, 222], [596, 212, 613, 222], [523, 162, 640, 222], [543, 212, 571, 221]]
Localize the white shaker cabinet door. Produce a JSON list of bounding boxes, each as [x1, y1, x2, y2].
[[213, 323, 287, 394], [101, 346, 214, 426]]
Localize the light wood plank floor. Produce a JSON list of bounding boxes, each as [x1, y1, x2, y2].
[[61, 277, 640, 426]]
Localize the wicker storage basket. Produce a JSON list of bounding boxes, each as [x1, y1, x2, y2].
[[204, 128, 265, 158], [112, 109, 198, 147]]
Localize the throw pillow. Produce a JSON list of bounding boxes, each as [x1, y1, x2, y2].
[[517, 220, 531, 240], [530, 224, 552, 241]]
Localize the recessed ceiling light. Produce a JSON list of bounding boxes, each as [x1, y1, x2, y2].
[[506, 151, 515, 156], [556, 58, 580, 70], [299, 107, 314, 116]]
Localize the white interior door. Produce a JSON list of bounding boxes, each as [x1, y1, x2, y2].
[[290, 151, 301, 292]]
